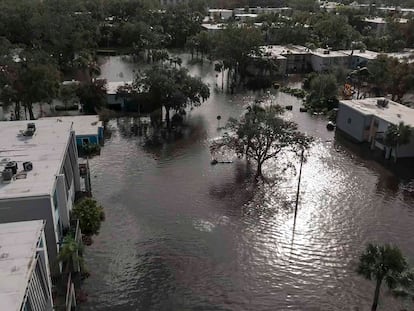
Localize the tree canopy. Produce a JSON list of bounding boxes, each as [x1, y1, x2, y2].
[[212, 104, 312, 178], [134, 65, 210, 127], [357, 243, 410, 311]]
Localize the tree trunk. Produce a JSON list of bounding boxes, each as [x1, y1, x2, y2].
[[255, 161, 262, 179], [165, 106, 170, 131], [371, 279, 382, 311], [221, 70, 224, 91], [27, 103, 35, 120], [14, 102, 21, 120]]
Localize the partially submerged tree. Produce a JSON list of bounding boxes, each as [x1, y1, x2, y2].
[[134, 65, 209, 129], [58, 234, 84, 273], [72, 198, 105, 236], [212, 104, 312, 178], [384, 122, 412, 162], [357, 243, 408, 311], [77, 79, 107, 114], [0, 51, 60, 120]]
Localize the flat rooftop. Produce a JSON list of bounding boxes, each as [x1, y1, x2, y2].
[[340, 97, 414, 128], [0, 119, 73, 199], [387, 50, 414, 63], [40, 115, 102, 136], [364, 17, 408, 24], [260, 45, 309, 57], [106, 81, 133, 95], [0, 220, 44, 311], [201, 23, 225, 30], [235, 13, 258, 18], [342, 49, 379, 60], [208, 9, 232, 13], [312, 49, 348, 58]]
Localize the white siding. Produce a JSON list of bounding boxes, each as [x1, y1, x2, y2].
[[336, 103, 368, 141]]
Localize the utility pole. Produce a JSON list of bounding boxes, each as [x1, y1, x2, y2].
[[293, 148, 305, 228]]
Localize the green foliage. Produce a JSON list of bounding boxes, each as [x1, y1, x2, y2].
[[77, 79, 107, 114], [212, 104, 312, 178], [59, 83, 79, 109], [311, 13, 361, 50], [280, 87, 307, 98], [134, 65, 210, 126], [58, 234, 84, 272], [368, 55, 414, 101], [304, 73, 339, 113], [0, 50, 60, 119], [290, 0, 320, 12], [213, 24, 264, 83], [357, 243, 409, 311], [384, 122, 412, 149], [81, 143, 101, 156], [72, 198, 105, 236]]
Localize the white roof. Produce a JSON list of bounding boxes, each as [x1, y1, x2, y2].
[[386, 50, 414, 63], [342, 49, 379, 60], [235, 13, 258, 18], [340, 97, 414, 127], [364, 17, 408, 24], [106, 81, 133, 95], [312, 49, 349, 58], [201, 23, 225, 30], [208, 9, 232, 13], [0, 220, 44, 311], [0, 120, 73, 199], [40, 115, 102, 136], [259, 45, 309, 57]]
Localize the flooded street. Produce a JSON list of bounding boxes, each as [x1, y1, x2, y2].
[[81, 54, 414, 310]]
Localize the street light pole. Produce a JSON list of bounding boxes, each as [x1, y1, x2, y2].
[[293, 148, 305, 228]]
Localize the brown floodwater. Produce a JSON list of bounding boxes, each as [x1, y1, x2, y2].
[[81, 54, 414, 311]]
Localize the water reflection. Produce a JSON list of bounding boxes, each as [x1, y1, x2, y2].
[[81, 54, 414, 311]]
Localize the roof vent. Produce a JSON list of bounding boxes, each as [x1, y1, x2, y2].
[[23, 161, 33, 171], [323, 50, 330, 55], [377, 99, 389, 107], [2, 169, 13, 183], [5, 161, 17, 175]]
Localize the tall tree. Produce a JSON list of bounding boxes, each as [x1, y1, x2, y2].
[[134, 65, 210, 129], [357, 243, 408, 311], [212, 104, 312, 178], [213, 24, 264, 87], [384, 122, 412, 162], [77, 79, 107, 114]]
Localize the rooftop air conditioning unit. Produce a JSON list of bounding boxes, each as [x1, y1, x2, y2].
[[23, 161, 33, 171], [323, 50, 330, 55], [2, 169, 13, 183], [5, 161, 17, 175]]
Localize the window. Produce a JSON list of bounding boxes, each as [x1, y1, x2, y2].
[[82, 138, 90, 145], [347, 118, 352, 124]]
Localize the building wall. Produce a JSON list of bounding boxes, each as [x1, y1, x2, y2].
[[107, 94, 124, 109], [0, 197, 61, 276], [285, 54, 310, 73], [22, 228, 53, 311], [395, 134, 414, 158], [76, 135, 99, 146], [311, 54, 350, 72], [336, 103, 368, 142]]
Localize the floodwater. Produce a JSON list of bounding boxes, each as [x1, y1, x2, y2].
[[81, 54, 414, 310]]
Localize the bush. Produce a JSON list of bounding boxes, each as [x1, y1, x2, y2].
[[72, 198, 104, 236], [280, 87, 307, 98], [80, 143, 101, 156]]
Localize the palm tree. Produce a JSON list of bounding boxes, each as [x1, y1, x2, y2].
[[357, 243, 408, 311], [58, 234, 84, 273], [384, 122, 412, 162], [392, 268, 414, 305]]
